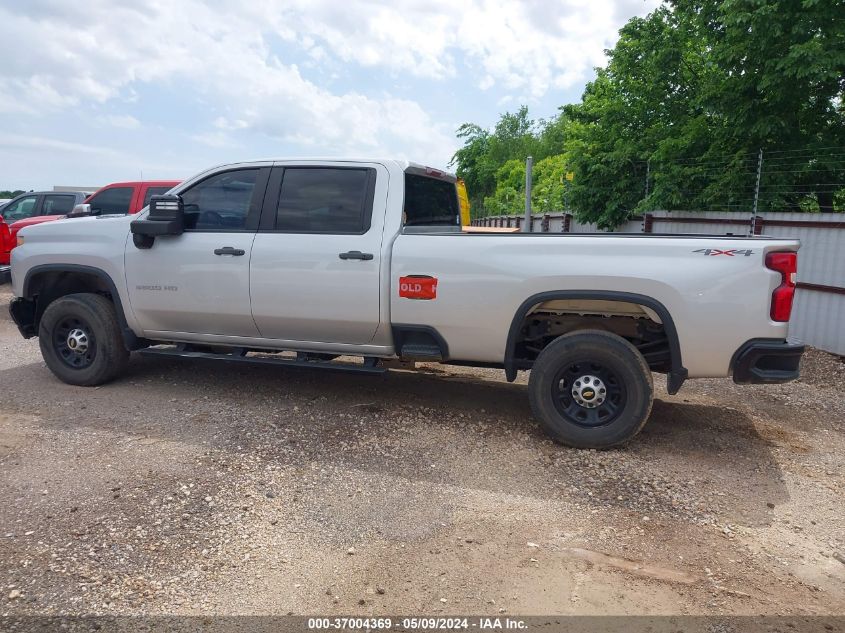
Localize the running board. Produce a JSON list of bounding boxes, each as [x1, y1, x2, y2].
[[138, 347, 388, 375]]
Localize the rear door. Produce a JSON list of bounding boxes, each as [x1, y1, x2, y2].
[[249, 162, 385, 344]]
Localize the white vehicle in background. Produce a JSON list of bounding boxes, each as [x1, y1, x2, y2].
[[9, 159, 804, 448]]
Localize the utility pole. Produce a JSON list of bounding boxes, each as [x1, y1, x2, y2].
[[523, 156, 533, 233], [644, 159, 650, 199], [752, 149, 763, 216], [751, 149, 763, 236]]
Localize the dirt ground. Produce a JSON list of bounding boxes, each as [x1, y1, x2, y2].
[[0, 284, 843, 617]]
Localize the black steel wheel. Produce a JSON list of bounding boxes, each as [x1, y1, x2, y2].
[[38, 293, 130, 386], [528, 330, 653, 448], [52, 316, 97, 369], [551, 361, 627, 428]]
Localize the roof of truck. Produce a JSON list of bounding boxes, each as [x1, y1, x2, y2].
[[92, 180, 182, 188], [206, 158, 456, 179]]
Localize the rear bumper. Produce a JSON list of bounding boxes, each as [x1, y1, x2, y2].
[[0, 265, 9, 284], [732, 339, 805, 384]]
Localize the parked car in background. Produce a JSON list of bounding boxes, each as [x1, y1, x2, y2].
[[0, 191, 90, 282], [0, 199, 11, 210], [0, 181, 181, 283], [72, 180, 181, 217]]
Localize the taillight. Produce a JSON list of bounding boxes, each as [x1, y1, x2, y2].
[[0, 219, 9, 252], [766, 251, 797, 322]]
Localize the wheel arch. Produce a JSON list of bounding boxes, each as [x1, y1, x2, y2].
[[504, 290, 687, 394], [19, 264, 142, 350]]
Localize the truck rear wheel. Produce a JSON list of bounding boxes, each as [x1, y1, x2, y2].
[[38, 293, 130, 386], [528, 330, 653, 449]]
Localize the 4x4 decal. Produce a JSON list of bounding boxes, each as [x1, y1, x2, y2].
[[693, 248, 754, 257]]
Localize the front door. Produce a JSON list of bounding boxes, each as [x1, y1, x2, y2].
[[250, 164, 384, 344], [125, 167, 269, 337]]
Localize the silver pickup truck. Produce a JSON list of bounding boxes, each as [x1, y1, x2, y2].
[[8, 159, 805, 448]]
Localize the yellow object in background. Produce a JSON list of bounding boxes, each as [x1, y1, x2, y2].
[[457, 178, 471, 226]]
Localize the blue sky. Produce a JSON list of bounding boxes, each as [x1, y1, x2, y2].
[[0, 0, 660, 190]]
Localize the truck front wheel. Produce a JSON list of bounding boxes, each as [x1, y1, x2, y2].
[[528, 330, 653, 449], [38, 293, 130, 386]]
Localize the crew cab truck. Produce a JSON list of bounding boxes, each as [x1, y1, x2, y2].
[[8, 159, 805, 448]]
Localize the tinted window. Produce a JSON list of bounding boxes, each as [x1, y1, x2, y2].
[[142, 186, 173, 208], [404, 174, 460, 227], [2, 196, 38, 222], [42, 195, 76, 215], [181, 169, 257, 230], [89, 187, 133, 215], [276, 168, 371, 233]]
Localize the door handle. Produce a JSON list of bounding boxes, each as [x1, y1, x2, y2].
[[338, 250, 374, 261], [214, 246, 245, 256]]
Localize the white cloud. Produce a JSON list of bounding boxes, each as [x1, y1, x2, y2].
[[0, 133, 126, 158], [0, 0, 659, 168], [267, 0, 661, 96], [101, 114, 141, 129]]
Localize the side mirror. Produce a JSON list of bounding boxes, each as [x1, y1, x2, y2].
[[67, 203, 94, 218], [130, 194, 184, 249]]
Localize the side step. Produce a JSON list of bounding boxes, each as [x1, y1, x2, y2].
[[399, 343, 443, 361], [138, 347, 388, 375]]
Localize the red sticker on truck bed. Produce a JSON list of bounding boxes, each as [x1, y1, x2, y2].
[[399, 275, 437, 300]]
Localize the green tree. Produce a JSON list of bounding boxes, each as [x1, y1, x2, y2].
[[678, 0, 845, 212], [451, 106, 545, 216], [451, 0, 845, 225]]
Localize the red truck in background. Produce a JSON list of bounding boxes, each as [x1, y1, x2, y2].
[[0, 180, 180, 283], [74, 180, 182, 218]]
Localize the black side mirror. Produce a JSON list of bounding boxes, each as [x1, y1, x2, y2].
[[130, 194, 185, 249]]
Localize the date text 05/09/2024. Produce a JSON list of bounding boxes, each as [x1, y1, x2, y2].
[[307, 617, 528, 630]]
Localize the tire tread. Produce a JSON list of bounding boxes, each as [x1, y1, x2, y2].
[[528, 329, 653, 449], [38, 293, 129, 386]]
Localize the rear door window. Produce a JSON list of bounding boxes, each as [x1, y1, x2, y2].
[[403, 174, 460, 227], [42, 195, 76, 215], [275, 168, 373, 233], [88, 187, 133, 215]]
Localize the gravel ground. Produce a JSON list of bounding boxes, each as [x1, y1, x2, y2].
[[0, 284, 843, 616]]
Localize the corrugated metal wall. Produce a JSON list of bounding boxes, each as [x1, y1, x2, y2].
[[759, 213, 845, 355], [471, 211, 845, 355]]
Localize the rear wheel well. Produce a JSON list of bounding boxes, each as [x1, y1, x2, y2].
[[505, 292, 686, 392]]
